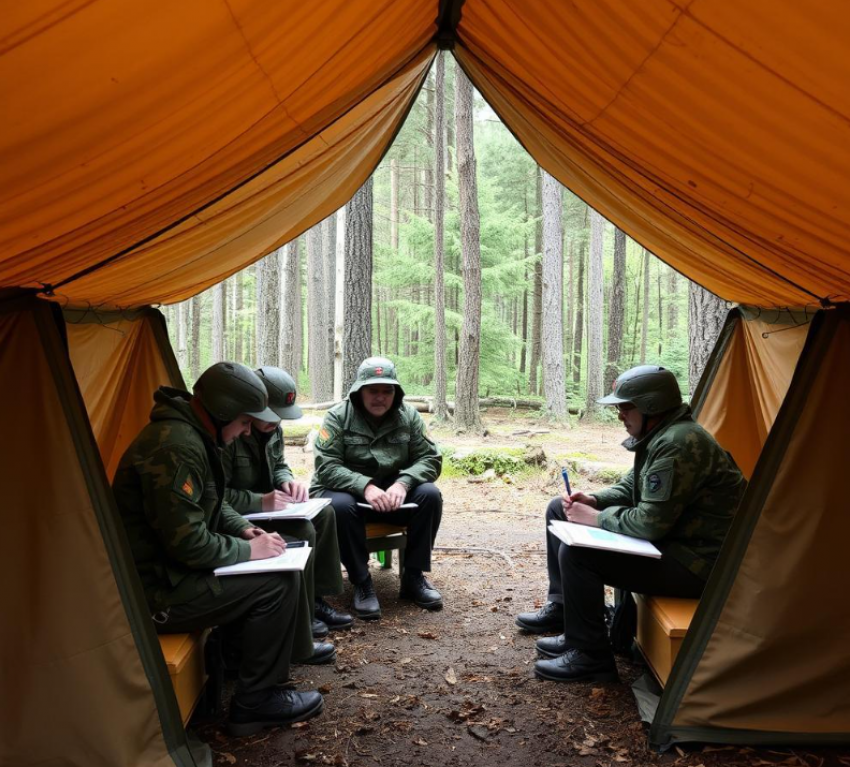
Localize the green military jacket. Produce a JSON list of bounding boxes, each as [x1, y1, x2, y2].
[[112, 387, 252, 609], [594, 404, 746, 580], [310, 400, 442, 497], [223, 428, 294, 513]]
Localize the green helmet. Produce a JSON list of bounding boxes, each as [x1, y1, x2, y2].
[[597, 365, 682, 416], [348, 356, 405, 398], [255, 366, 302, 420], [193, 362, 278, 423]]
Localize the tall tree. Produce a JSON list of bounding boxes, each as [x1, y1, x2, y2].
[[175, 300, 188, 372], [343, 178, 373, 393], [258, 248, 281, 366], [572, 208, 587, 384], [307, 223, 331, 401], [323, 214, 337, 380], [212, 282, 225, 362], [233, 275, 244, 363], [585, 209, 605, 416], [541, 171, 568, 422], [453, 65, 483, 433], [334, 207, 346, 400], [666, 267, 679, 344], [605, 226, 627, 386], [281, 243, 301, 376], [528, 166, 543, 394], [189, 294, 202, 382], [640, 249, 651, 363], [432, 52, 450, 422], [689, 282, 727, 393]]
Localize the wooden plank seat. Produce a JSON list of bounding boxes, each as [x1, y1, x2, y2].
[[365, 523, 408, 572], [158, 630, 210, 725], [634, 595, 698, 686]]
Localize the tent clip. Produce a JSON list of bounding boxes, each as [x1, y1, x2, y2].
[[39, 283, 55, 297]]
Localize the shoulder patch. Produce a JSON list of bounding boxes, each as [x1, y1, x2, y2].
[[316, 427, 336, 448], [173, 464, 202, 501]]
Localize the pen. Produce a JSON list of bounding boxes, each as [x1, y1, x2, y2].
[[561, 466, 572, 496], [287, 540, 307, 548]]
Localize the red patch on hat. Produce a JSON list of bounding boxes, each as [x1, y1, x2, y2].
[[375, 367, 383, 376], [285, 392, 295, 406]]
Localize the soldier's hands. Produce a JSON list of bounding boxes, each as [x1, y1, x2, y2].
[[565, 502, 600, 527], [240, 526, 265, 539], [563, 491, 597, 509], [248, 532, 287, 560], [385, 482, 408, 510], [262, 489, 290, 511], [364, 483, 392, 512], [280, 481, 308, 503]]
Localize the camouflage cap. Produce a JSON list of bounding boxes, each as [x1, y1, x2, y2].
[[348, 356, 405, 397], [193, 361, 278, 423], [597, 365, 682, 416], [255, 366, 302, 420]]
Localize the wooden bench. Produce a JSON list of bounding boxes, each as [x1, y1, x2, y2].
[[634, 595, 698, 686], [158, 630, 210, 725], [365, 523, 407, 572]]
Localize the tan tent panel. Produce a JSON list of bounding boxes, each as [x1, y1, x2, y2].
[[455, 0, 850, 307], [0, 297, 191, 767], [652, 305, 850, 746], [66, 309, 184, 478], [694, 309, 810, 477]]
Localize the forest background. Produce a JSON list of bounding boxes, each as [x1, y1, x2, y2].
[[162, 54, 728, 429]]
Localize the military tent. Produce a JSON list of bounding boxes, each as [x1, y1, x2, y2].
[[1, 1, 848, 764]]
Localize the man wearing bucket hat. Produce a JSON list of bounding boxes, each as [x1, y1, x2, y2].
[[113, 361, 324, 734], [310, 357, 444, 619], [223, 367, 351, 665], [514, 365, 746, 684]]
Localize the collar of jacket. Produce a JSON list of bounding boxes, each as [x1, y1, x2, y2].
[[621, 403, 692, 453], [344, 399, 405, 441]]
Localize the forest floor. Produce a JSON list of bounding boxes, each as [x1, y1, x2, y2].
[[196, 409, 849, 767]]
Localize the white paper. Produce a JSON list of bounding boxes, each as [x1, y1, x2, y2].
[[243, 497, 331, 522], [214, 545, 312, 576], [548, 520, 661, 559], [356, 502, 418, 509]]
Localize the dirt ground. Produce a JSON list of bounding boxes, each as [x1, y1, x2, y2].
[[195, 411, 849, 767]]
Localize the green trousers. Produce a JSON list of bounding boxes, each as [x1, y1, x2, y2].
[[260, 505, 344, 661]]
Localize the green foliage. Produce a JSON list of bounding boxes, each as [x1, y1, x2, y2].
[[440, 445, 527, 477]]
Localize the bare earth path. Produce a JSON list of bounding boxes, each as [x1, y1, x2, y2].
[[197, 414, 849, 767]]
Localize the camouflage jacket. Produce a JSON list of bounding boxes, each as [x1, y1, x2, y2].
[[594, 404, 746, 579], [310, 400, 442, 497], [112, 387, 252, 609], [223, 427, 294, 513]]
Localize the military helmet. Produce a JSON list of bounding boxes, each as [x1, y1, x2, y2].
[[255, 366, 302, 420], [193, 362, 278, 423], [597, 365, 682, 416], [348, 356, 405, 397]]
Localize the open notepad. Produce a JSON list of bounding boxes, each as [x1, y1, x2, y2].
[[214, 545, 312, 576], [548, 520, 661, 559], [243, 497, 331, 522]]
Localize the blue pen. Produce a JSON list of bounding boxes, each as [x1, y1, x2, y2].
[[561, 466, 572, 496]]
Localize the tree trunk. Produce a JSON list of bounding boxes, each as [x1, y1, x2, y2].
[[258, 248, 281, 366], [453, 65, 483, 434], [281, 242, 300, 376], [541, 171, 568, 422], [176, 300, 188, 372], [529, 166, 543, 394], [585, 209, 605, 416], [307, 224, 331, 400], [390, 158, 399, 251], [432, 52, 451, 423], [605, 226, 627, 387], [640, 249, 650, 363], [334, 207, 346, 400], [293, 238, 303, 374], [572, 208, 587, 384], [323, 214, 337, 383], [688, 282, 728, 394], [666, 267, 679, 345], [190, 294, 202, 382], [212, 282, 225, 362], [234, 275, 244, 363], [343, 178, 373, 393]]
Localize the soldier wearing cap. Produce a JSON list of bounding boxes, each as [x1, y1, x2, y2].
[[515, 365, 746, 683], [223, 367, 352, 662], [310, 357, 444, 619], [112, 362, 324, 734]]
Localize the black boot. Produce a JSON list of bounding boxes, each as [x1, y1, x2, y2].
[[534, 648, 619, 683], [312, 618, 329, 639], [515, 601, 564, 633], [315, 597, 354, 630], [295, 642, 336, 666], [399, 569, 443, 610], [228, 689, 324, 736], [352, 575, 381, 620], [536, 633, 568, 659]]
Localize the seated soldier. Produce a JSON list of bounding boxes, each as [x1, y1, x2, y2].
[[112, 361, 323, 734], [223, 366, 352, 661], [515, 365, 746, 683], [310, 357, 443, 619]]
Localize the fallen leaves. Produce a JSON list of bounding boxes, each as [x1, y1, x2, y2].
[[445, 667, 458, 685]]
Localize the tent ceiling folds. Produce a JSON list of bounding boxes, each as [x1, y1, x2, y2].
[[2, 1, 850, 763]]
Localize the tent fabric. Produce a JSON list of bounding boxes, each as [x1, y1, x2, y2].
[[454, 0, 850, 308], [0, 298, 182, 767], [65, 308, 185, 479], [694, 308, 810, 478], [653, 305, 850, 745], [2, 1, 850, 309]]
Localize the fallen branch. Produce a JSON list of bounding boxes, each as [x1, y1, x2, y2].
[[432, 545, 515, 568]]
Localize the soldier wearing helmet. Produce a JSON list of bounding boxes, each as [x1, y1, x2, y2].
[[515, 365, 746, 684], [223, 367, 352, 663], [113, 361, 324, 734], [310, 357, 444, 619]]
